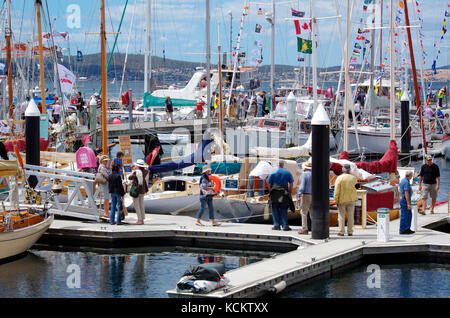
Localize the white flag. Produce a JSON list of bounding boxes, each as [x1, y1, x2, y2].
[[57, 64, 76, 94]]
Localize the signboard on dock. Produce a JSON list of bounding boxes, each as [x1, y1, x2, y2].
[[118, 135, 133, 165]]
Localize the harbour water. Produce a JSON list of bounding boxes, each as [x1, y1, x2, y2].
[[0, 248, 269, 298], [283, 262, 450, 298]]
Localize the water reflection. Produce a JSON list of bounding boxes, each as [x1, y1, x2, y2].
[[0, 249, 265, 298], [284, 263, 450, 298]]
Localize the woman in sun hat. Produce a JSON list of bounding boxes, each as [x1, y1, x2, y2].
[[98, 155, 111, 218], [195, 165, 220, 226], [128, 159, 150, 224]]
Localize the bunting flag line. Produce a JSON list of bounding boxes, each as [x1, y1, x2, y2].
[[255, 24, 262, 33], [354, 43, 362, 49], [350, 57, 358, 63]]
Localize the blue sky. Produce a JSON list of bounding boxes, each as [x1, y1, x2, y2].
[[4, 0, 449, 70]]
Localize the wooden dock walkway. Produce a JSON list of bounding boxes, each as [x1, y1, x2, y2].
[[36, 203, 450, 298]]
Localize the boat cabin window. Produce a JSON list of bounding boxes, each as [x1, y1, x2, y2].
[[164, 180, 186, 192], [263, 120, 281, 128], [248, 119, 261, 126], [300, 122, 311, 133]]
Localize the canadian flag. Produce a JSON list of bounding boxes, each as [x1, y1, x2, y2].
[[294, 20, 312, 34]]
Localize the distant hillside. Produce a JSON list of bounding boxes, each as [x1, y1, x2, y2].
[[58, 52, 450, 83]]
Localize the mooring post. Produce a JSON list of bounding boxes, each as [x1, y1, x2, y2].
[[25, 98, 41, 188], [286, 91, 298, 147], [311, 104, 330, 239], [400, 90, 410, 154]]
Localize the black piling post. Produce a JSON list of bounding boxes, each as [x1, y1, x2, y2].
[[400, 90, 410, 154], [311, 105, 330, 239], [25, 99, 41, 188]]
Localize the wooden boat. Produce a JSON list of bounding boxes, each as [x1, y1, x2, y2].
[[0, 160, 53, 263], [0, 209, 54, 262]]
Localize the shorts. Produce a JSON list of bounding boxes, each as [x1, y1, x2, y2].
[[77, 110, 83, 118], [421, 183, 437, 200]]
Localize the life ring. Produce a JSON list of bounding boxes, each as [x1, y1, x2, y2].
[[209, 174, 222, 194]]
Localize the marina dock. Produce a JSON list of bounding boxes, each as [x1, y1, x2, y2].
[[35, 203, 450, 298]]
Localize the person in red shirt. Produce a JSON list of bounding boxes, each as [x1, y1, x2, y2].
[[196, 97, 204, 119]]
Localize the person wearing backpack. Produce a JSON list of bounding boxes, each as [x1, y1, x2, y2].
[[128, 159, 149, 225]]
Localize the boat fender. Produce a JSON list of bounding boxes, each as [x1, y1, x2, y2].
[[209, 174, 221, 194], [267, 280, 286, 294]]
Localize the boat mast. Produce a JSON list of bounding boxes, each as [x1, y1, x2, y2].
[[343, 0, 351, 152], [389, 0, 395, 140], [218, 23, 224, 153], [36, 0, 46, 114], [367, 1, 376, 114], [333, 0, 345, 115], [379, 0, 383, 94], [403, 0, 427, 154], [270, 0, 275, 110], [225, 1, 248, 117], [5, 0, 14, 134], [411, 1, 427, 108], [144, 0, 151, 94], [101, 0, 107, 155], [206, 0, 211, 129], [311, 0, 318, 113]]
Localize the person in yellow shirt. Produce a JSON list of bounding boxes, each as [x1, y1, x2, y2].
[[333, 164, 358, 236], [213, 93, 219, 118]]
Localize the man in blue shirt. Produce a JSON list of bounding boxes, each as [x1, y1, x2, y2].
[[399, 170, 414, 234], [267, 160, 294, 231], [297, 160, 312, 234]]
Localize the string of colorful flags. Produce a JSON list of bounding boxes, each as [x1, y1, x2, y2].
[[349, 0, 373, 70], [249, 6, 265, 66], [431, 2, 449, 75]]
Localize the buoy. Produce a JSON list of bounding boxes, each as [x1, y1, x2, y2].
[[209, 174, 222, 194], [112, 118, 122, 124], [267, 281, 286, 294]]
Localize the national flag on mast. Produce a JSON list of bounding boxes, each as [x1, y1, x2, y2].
[[291, 8, 305, 17], [297, 37, 313, 54]]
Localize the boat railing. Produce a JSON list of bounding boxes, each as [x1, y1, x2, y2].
[[5, 164, 103, 221]]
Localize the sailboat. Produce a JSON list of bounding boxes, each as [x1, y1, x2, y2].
[[337, 0, 428, 155]]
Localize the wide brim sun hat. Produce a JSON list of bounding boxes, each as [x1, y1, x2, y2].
[[134, 159, 148, 168], [202, 165, 211, 173]]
